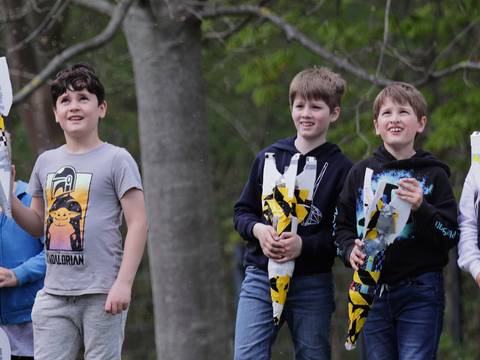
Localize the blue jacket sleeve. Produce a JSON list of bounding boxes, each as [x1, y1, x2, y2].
[[12, 238, 46, 286]]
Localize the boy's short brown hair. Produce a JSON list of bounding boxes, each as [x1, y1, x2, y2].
[[373, 82, 427, 120], [289, 67, 346, 111]]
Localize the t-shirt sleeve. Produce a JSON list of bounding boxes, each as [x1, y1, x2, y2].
[[27, 154, 44, 198], [112, 148, 143, 199]]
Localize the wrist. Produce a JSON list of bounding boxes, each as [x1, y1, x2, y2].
[[252, 223, 264, 238], [114, 276, 134, 288]]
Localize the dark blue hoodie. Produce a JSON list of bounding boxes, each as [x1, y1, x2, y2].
[[234, 137, 352, 276]]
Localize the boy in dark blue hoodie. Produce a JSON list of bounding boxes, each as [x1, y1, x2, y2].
[[233, 67, 352, 360], [335, 82, 459, 359]]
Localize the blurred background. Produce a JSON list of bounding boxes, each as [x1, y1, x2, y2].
[[1, 0, 479, 358]]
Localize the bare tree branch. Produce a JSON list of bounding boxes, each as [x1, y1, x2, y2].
[[385, 45, 426, 73], [8, 0, 70, 54], [419, 61, 480, 84], [375, 0, 391, 77], [196, 4, 480, 88], [193, 4, 391, 86], [0, 0, 49, 22], [204, 0, 275, 42], [72, 0, 114, 16], [428, 20, 478, 73], [29, 0, 54, 13], [305, 0, 325, 16], [13, 0, 134, 105], [207, 98, 258, 156]]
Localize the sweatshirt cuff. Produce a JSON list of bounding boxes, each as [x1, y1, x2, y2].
[[336, 239, 354, 267], [246, 221, 257, 241], [412, 200, 435, 223], [12, 265, 28, 286]]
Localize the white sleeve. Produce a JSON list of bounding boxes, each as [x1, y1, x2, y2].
[[458, 167, 480, 281]]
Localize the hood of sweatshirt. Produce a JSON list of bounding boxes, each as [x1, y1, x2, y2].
[[373, 144, 451, 176], [269, 136, 344, 163]]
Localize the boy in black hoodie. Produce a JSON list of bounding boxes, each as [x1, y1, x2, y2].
[[233, 67, 352, 360], [335, 82, 459, 359]]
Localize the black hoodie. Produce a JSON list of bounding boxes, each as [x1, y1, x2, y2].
[[335, 145, 459, 284], [234, 137, 352, 276]]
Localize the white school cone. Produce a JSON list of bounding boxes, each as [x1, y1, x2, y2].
[[345, 177, 411, 350], [262, 153, 316, 324], [0, 57, 12, 217]]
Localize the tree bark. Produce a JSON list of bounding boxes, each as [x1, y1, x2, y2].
[[122, 2, 230, 358]]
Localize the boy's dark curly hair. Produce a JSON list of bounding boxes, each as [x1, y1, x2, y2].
[[51, 63, 105, 106]]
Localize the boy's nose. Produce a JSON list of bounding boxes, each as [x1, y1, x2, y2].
[[68, 101, 80, 111], [301, 107, 312, 117], [390, 114, 400, 123]]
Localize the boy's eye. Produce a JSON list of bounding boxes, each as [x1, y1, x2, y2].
[[381, 111, 390, 116]]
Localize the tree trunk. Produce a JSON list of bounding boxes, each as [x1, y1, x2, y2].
[[123, 2, 230, 359]]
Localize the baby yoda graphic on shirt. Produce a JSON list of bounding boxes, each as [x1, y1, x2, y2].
[[44, 165, 91, 265]]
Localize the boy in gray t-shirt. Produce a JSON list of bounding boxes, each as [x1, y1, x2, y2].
[[11, 63, 148, 360]]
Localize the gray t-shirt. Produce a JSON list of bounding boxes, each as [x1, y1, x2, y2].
[[28, 142, 142, 296]]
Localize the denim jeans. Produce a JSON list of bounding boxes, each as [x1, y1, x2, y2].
[[363, 271, 445, 360], [234, 266, 334, 360]]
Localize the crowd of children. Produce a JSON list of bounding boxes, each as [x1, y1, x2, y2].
[[0, 58, 478, 359]]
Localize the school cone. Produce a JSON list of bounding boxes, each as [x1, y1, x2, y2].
[[0, 57, 13, 217], [345, 178, 411, 350], [262, 153, 316, 324]]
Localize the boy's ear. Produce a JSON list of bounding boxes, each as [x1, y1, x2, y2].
[[330, 106, 341, 123], [52, 107, 59, 123], [417, 115, 427, 134], [99, 100, 107, 119], [373, 118, 379, 135]]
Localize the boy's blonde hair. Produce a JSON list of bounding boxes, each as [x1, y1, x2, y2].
[[373, 82, 427, 120], [289, 67, 346, 111]]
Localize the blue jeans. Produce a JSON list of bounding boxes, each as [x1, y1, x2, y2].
[[234, 266, 334, 360], [363, 271, 445, 360]]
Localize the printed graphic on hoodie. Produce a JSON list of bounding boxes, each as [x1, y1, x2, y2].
[[355, 169, 432, 242], [44, 165, 91, 266]]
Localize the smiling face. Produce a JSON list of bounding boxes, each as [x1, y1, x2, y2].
[[53, 89, 107, 140], [291, 96, 340, 143], [374, 98, 426, 158]]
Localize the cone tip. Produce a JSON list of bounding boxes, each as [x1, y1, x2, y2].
[[345, 341, 356, 351]]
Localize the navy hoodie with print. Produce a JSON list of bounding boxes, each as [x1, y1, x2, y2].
[[335, 145, 459, 284], [234, 137, 352, 276]]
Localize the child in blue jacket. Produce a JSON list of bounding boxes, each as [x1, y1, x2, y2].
[[0, 180, 45, 360]]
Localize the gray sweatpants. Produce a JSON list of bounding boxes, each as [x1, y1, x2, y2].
[[31, 289, 127, 360]]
